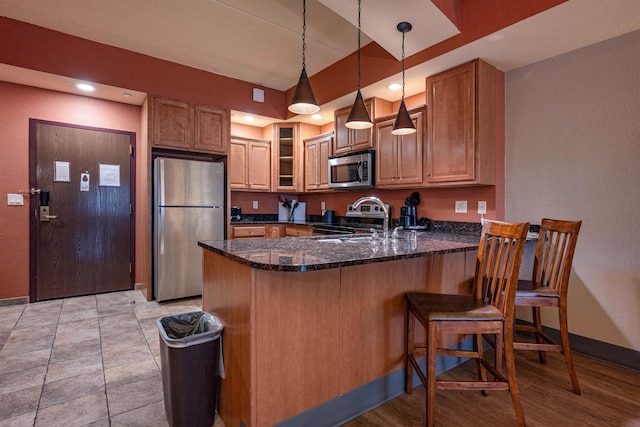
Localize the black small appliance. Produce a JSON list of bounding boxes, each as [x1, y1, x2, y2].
[[399, 192, 419, 227], [322, 210, 336, 224], [230, 206, 241, 221]]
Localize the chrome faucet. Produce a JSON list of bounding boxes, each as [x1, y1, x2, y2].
[[351, 196, 390, 239]]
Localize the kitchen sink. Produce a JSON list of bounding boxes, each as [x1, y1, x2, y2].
[[316, 236, 373, 244]]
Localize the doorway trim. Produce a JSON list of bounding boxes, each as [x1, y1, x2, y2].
[[28, 119, 137, 302]]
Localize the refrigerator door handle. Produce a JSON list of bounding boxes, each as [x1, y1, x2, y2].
[[158, 207, 165, 255], [158, 158, 165, 206]]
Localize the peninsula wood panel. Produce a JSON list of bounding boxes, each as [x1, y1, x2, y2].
[[254, 268, 341, 426], [340, 257, 428, 392], [340, 253, 473, 392], [202, 250, 255, 427]]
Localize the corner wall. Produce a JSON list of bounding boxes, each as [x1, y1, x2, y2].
[[505, 30, 640, 351]]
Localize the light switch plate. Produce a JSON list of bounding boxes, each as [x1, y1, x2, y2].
[[252, 200, 258, 209], [478, 201, 487, 214], [7, 194, 24, 206], [321, 201, 326, 210], [455, 200, 467, 213]]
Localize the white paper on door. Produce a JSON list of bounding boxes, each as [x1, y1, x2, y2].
[[99, 164, 120, 187], [54, 161, 70, 182]]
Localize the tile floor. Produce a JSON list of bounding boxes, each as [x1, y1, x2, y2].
[[0, 290, 223, 427]]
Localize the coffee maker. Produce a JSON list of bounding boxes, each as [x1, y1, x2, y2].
[[398, 192, 420, 227], [399, 206, 417, 227]]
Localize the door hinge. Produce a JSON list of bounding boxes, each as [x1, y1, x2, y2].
[[129, 204, 133, 215], [130, 145, 134, 156], [129, 263, 132, 274]]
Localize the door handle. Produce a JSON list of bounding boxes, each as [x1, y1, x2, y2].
[[40, 206, 58, 222]]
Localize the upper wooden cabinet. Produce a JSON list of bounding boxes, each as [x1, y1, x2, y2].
[[304, 132, 333, 192], [375, 107, 425, 188], [333, 98, 392, 155], [268, 123, 319, 192], [425, 59, 496, 186], [271, 123, 300, 192], [149, 96, 229, 154], [229, 137, 271, 191]]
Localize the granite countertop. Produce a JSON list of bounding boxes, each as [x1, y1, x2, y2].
[[198, 230, 480, 272]]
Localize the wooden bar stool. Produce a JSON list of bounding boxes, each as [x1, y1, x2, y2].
[[514, 218, 582, 394], [405, 221, 529, 427]]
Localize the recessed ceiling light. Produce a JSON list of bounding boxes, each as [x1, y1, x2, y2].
[[311, 114, 322, 120], [243, 115, 255, 122], [122, 92, 132, 98], [387, 83, 402, 91], [76, 83, 95, 92]]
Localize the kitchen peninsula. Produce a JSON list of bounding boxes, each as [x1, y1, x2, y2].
[[199, 232, 480, 427]]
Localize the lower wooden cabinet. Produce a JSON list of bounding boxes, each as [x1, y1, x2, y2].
[[285, 225, 313, 237], [230, 224, 285, 239], [230, 225, 266, 239], [268, 225, 285, 238]]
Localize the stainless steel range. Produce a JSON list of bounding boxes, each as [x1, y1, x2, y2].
[[346, 202, 391, 219], [311, 203, 390, 235]]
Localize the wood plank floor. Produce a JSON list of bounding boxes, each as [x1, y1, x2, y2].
[[343, 350, 640, 426]]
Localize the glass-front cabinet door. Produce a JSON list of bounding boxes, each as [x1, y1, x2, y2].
[[271, 123, 302, 192]]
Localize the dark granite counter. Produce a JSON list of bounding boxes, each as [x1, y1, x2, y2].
[[198, 230, 480, 272]]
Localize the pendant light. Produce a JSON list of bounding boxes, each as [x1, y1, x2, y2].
[[391, 22, 416, 135], [288, 0, 320, 115], [345, 0, 373, 130]]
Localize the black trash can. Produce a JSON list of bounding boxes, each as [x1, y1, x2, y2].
[[157, 311, 224, 427]]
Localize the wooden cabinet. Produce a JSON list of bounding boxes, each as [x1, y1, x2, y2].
[[230, 225, 267, 239], [333, 98, 392, 155], [269, 123, 319, 192], [304, 132, 333, 192], [268, 224, 285, 238], [375, 107, 425, 188], [271, 123, 302, 192], [149, 96, 229, 154], [229, 137, 271, 191], [230, 224, 284, 239], [285, 225, 313, 237], [425, 59, 496, 186]]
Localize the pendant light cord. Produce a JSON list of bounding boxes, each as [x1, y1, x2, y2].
[[302, 0, 307, 69], [401, 29, 406, 100], [357, 0, 362, 90]]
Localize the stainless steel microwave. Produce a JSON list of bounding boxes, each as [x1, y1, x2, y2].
[[328, 149, 374, 189]]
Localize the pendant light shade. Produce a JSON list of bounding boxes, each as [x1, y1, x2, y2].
[[391, 21, 416, 135], [345, 90, 373, 129], [288, 0, 320, 115], [392, 100, 415, 135], [345, 0, 373, 130], [289, 67, 319, 114]]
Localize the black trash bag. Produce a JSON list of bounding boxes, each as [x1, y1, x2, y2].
[[159, 311, 208, 339]]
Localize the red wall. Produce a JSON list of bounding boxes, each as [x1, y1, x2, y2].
[[0, 82, 143, 300], [231, 186, 497, 223]]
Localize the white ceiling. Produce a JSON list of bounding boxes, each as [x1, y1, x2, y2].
[[1, 0, 639, 126]]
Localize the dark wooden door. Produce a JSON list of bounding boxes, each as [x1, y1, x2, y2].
[[30, 120, 134, 301]]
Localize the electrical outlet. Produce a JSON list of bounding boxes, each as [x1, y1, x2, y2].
[[252, 200, 258, 209], [455, 200, 467, 214], [321, 201, 326, 210], [478, 201, 487, 214]]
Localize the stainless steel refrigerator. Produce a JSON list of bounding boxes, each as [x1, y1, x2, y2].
[[153, 157, 225, 302]]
